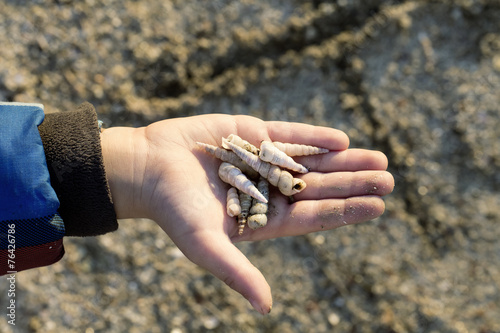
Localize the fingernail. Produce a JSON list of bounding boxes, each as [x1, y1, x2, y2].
[[249, 299, 272, 315], [249, 299, 263, 314]]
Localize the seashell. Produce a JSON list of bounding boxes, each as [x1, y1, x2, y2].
[[248, 178, 269, 230], [238, 191, 252, 235], [198, 135, 325, 233], [259, 141, 308, 173], [248, 214, 268, 230], [223, 138, 306, 196], [249, 178, 269, 215], [271, 141, 329, 156], [222, 134, 259, 155], [218, 162, 268, 203], [226, 187, 241, 217], [196, 142, 259, 179]]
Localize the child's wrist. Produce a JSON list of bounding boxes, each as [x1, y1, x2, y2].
[[101, 127, 148, 219]]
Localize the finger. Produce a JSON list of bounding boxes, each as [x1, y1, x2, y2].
[[179, 231, 273, 315], [244, 196, 385, 241], [295, 170, 395, 200], [296, 149, 389, 172], [265, 121, 350, 151]]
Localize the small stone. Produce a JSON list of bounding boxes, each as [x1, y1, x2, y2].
[[328, 312, 341, 326], [314, 235, 325, 245], [493, 55, 500, 72], [203, 316, 220, 330]]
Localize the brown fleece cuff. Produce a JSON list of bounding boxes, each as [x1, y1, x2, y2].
[[38, 102, 118, 236]]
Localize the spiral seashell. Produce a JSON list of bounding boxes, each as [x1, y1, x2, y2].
[[196, 142, 259, 179], [248, 214, 268, 230], [238, 191, 252, 235], [248, 178, 269, 230], [249, 178, 269, 215], [226, 187, 241, 217], [272, 141, 329, 156], [259, 141, 308, 173], [218, 162, 268, 203], [222, 134, 259, 155]]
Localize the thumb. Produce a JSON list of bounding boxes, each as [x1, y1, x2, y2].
[[180, 232, 273, 314]]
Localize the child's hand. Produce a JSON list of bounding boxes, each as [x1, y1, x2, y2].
[[101, 114, 394, 314]]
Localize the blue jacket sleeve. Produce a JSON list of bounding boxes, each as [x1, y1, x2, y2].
[[1, 102, 65, 275]]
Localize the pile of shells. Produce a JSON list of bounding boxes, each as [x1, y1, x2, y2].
[[197, 135, 329, 234]]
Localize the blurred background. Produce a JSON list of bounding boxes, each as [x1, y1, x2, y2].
[[1, 0, 500, 332]]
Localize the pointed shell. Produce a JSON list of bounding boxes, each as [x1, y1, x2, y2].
[[276, 170, 307, 196], [239, 190, 252, 216], [248, 178, 269, 230], [238, 191, 252, 235], [250, 178, 269, 215], [222, 134, 259, 155], [226, 187, 241, 217], [218, 162, 268, 203], [259, 141, 308, 173], [222, 138, 266, 175], [272, 141, 329, 156], [196, 142, 259, 179]]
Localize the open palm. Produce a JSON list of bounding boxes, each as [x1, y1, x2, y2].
[[103, 114, 394, 314]]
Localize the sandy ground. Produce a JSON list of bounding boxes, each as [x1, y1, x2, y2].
[[1, 0, 500, 332]]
